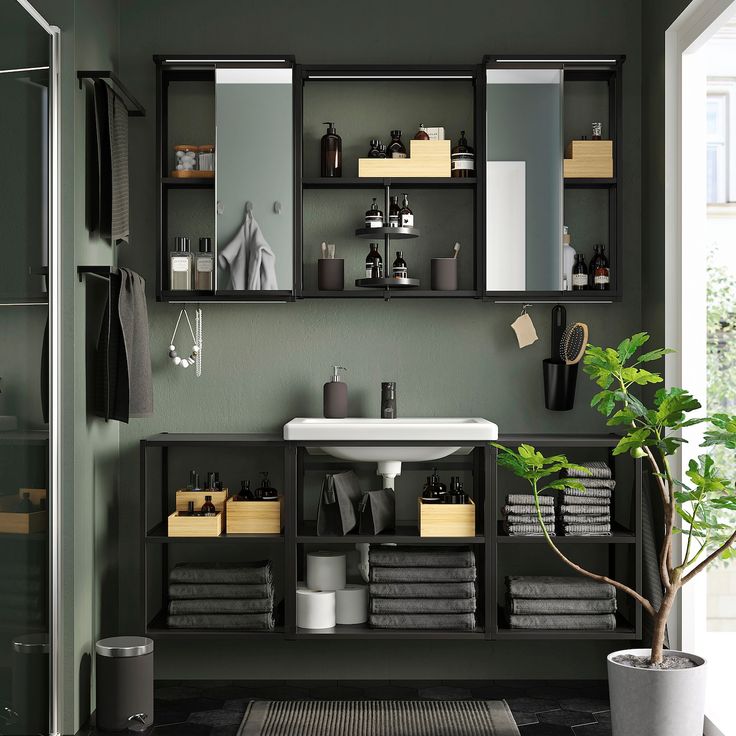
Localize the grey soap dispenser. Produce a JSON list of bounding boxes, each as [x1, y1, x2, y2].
[[324, 365, 348, 418]]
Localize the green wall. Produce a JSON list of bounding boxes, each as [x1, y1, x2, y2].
[[113, 0, 645, 681]]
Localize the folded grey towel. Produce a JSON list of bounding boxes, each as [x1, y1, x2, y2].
[[370, 597, 477, 614], [506, 494, 554, 506], [369, 613, 476, 630], [504, 513, 556, 524], [507, 596, 617, 614], [508, 613, 616, 630], [168, 598, 273, 615], [561, 496, 611, 507], [503, 504, 556, 515], [507, 576, 615, 599], [369, 582, 476, 599], [504, 522, 556, 535], [169, 561, 272, 585], [370, 566, 477, 583], [565, 478, 616, 489], [561, 514, 612, 524], [562, 486, 612, 498], [167, 612, 275, 630], [169, 583, 273, 600], [563, 524, 611, 536], [369, 546, 475, 568], [565, 461, 612, 479]]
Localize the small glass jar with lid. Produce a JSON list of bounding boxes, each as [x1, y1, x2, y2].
[[173, 145, 197, 174], [197, 144, 215, 173]]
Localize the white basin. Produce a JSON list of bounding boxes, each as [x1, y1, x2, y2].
[[283, 417, 498, 486]]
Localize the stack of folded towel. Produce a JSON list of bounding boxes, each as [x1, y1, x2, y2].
[[502, 493, 556, 536], [561, 461, 614, 536], [167, 561, 275, 630], [506, 576, 617, 630], [368, 546, 476, 630]]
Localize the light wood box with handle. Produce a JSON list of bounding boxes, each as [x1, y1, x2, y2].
[[417, 497, 476, 537]]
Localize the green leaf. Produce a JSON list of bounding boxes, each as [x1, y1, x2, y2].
[[635, 348, 673, 364], [617, 332, 650, 362], [613, 428, 652, 456]]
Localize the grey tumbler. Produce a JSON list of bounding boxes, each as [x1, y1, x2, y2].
[[96, 637, 154, 732], [318, 259, 344, 290], [12, 633, 49, 735], [431, 258, 458, 291]]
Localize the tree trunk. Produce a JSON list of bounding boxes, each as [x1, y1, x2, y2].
[[650, 584, 679, 664]]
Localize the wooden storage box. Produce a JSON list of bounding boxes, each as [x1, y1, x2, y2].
[[358, 140, 451, 178], [564, 139, 613, 178], [226, 496, 282, 535], [0, 495, 47, 535], [417, 497, 476, 537], [176, 489, 228, 518], [168, 510, 223, 537]]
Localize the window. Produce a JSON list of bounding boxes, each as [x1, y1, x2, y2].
[[707, 80, 736, 204]]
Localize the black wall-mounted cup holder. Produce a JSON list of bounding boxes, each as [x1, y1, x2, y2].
[[543, 359, 578, 411]]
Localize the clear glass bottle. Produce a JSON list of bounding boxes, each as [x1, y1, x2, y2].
[[195, 237, 214, 290], [386, 130, 407, 159], [399, 194, 413, 227], [365, 198, 384, 228], [572, 253, 588, 291], [170, 236, 193, 290], [366, 243, 383, 278], [174, 145, 197, 173], [388, 195, 400, 227], [392, 251, 408, 279]]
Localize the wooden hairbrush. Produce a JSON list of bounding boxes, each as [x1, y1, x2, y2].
[[560, 322, 589, 365]]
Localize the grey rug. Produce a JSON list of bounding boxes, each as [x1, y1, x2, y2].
[[238, 699, 520, 735]]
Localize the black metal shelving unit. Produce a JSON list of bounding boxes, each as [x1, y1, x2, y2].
[[140, 431, 642, 643]]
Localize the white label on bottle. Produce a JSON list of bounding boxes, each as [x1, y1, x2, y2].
[[197, 258, 213, 272], [172, 257, 189, 272], [400, 214, 414, 227], [452, 158, 474, 170], [391, 152, 407, 159], [389, 215, 399, 226], [365, 218, 382, 228], [365, 267, 373, 278], [595, 273, 610, 285], [393, 268, 408, 279], [572, 273, 588, 287]]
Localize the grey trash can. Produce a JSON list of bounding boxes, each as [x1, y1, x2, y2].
[[95, 637, 154, 732], [12, 633, 49, 735]]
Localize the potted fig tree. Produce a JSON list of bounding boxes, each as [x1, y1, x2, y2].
[[494, 333, 736, 736]]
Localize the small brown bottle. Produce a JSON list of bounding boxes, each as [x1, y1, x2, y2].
[[414, 124, 430, 140], [386, 130, 407, 159], [593, 245, 610, 290], [451, 131, 475, 178], [388, 196, 400, 227], [392, 251, 408, 279], [366, 243, 383, 278], [321, 122, 342, 177], [572, 254, 588, 291], [365, 197, 384, 228], [201, 495, 217, 516]]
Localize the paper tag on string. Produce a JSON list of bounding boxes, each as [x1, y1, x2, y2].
[[511, 312, 539, 348]]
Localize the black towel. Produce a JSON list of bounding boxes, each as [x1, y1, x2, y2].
[[92, 80, 112, 238]]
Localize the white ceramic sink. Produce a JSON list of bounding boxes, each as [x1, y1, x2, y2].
[[283, 417, 498, 486]]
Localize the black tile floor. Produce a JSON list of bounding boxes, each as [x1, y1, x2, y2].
[[80, 679, 612, 736]]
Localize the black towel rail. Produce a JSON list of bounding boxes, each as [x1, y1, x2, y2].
[[77, 70, 145, 117], [77, 265, 114, 282]]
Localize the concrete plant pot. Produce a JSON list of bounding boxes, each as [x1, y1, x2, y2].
[[607, 648, 707, 736]]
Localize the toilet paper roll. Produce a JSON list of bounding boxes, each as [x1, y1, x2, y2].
[[296, 588, 336, 629], [335, 584, 368, 625], [306, 551, 347, 591]]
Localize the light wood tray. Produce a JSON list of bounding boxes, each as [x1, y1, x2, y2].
[[418, 497, 476, 537], [226, 496, 282, 535], [168, 510, 223, 537]]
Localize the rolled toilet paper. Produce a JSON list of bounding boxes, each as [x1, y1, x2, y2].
[[296, 588, 336, 629], [306, 551, 346, 591], [336, 584, 368, 625]]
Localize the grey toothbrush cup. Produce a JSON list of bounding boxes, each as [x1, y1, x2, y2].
[[431, 258, 458, 291], [318, 259, 344, 291]]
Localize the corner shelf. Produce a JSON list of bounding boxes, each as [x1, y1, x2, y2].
[[293, 623, 485, 640], [302, 177, 476, 189], [146, 522, 284, 544], [354, 277, 420, 289], [354, 226, 420, 240], [300, 289, 479, 299], [297, 521, 485, 545]]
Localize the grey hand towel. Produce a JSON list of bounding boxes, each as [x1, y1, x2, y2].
[[507, 576, 615, 599], [503, 504, 555, 515], [107, 86, 129, 244], [508, 613, 616, 630], [370, 597, 477, 614], [507, 596, 617, 614], [504, 522, 556, 535], [561, 496, 611, 507], [169, 561, 272, 585], [168, 598, 273, 615], [118, 268, 153, 417], [369, 582, 476, 599], [564, 461, 612, 479], [565, 478, 616, 489], [504, 513, 555, 524], [506, 494, 554, 506], [369, 613, 476, 630], [168, 583, 273, 600], [563, 524, 611, 536], [563, 486, 613, 498], [370, 566, 477, 583], [166, 612, 275, 630], [369, 546, 475, 568], [561, 514, 612, 524]]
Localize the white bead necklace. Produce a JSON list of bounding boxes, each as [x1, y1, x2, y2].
[[168, 308, 200, 370]]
